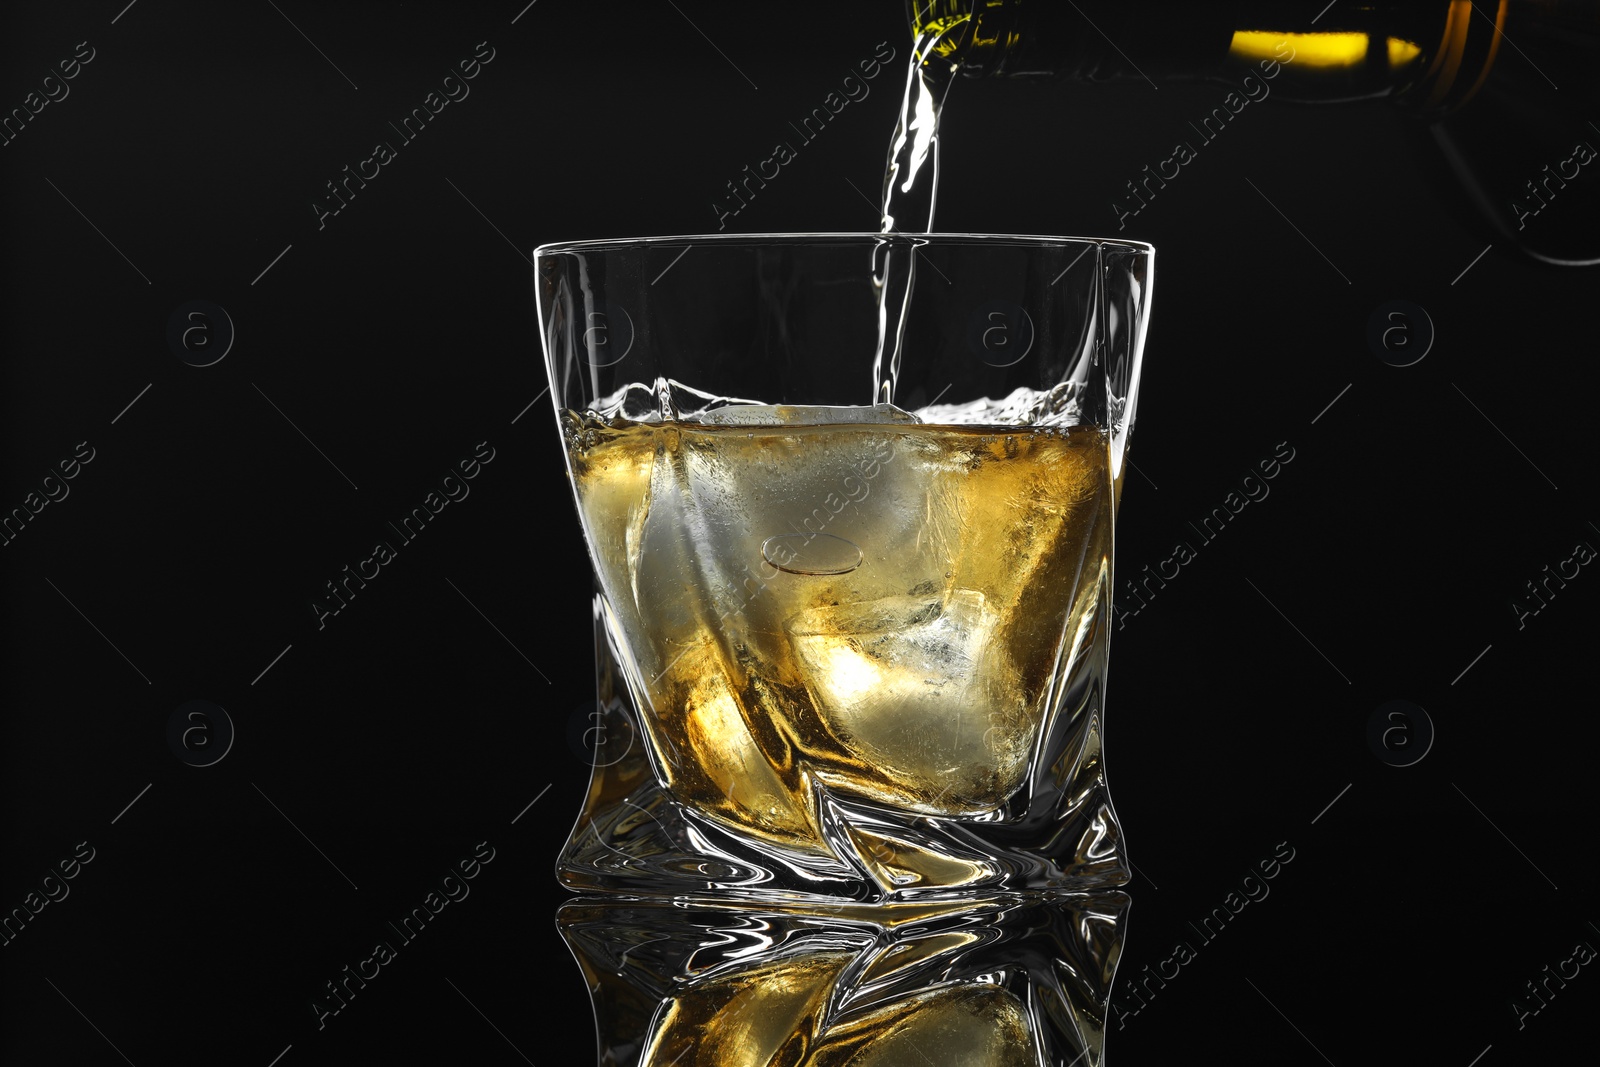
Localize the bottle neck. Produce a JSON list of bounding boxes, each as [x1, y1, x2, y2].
[[914, 0, 1512, 115]]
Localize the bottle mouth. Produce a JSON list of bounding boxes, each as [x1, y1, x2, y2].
[[909, 0, 1024, 76]]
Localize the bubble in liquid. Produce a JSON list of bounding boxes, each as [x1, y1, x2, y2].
[[761, 533, 864, 576]]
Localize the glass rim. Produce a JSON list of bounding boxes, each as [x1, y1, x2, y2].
[[533, 231, 1155, 257]]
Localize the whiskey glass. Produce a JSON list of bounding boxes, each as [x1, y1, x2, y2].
[[537, 233, 1152, 900]]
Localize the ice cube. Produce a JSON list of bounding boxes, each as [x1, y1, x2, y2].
[[786, 590, 1032, 811]]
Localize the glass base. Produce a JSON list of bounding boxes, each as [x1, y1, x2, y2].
[[557, 595, 1130, 902]]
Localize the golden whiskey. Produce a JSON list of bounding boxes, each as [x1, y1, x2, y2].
[[565, 411, 1113, 858]]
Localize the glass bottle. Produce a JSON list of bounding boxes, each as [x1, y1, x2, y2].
[[913, 0, 1599, 265]]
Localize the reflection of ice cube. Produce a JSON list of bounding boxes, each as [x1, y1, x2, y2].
[[698, 403, 919, 425], [787, 591, 1029, 807]]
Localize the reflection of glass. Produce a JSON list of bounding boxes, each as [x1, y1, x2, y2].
[[558, 892, 1129, 1067], [538, 234, 1152, 899]]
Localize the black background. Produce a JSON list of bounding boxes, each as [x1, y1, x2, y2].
[[3, 2, 1596, 1065]]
